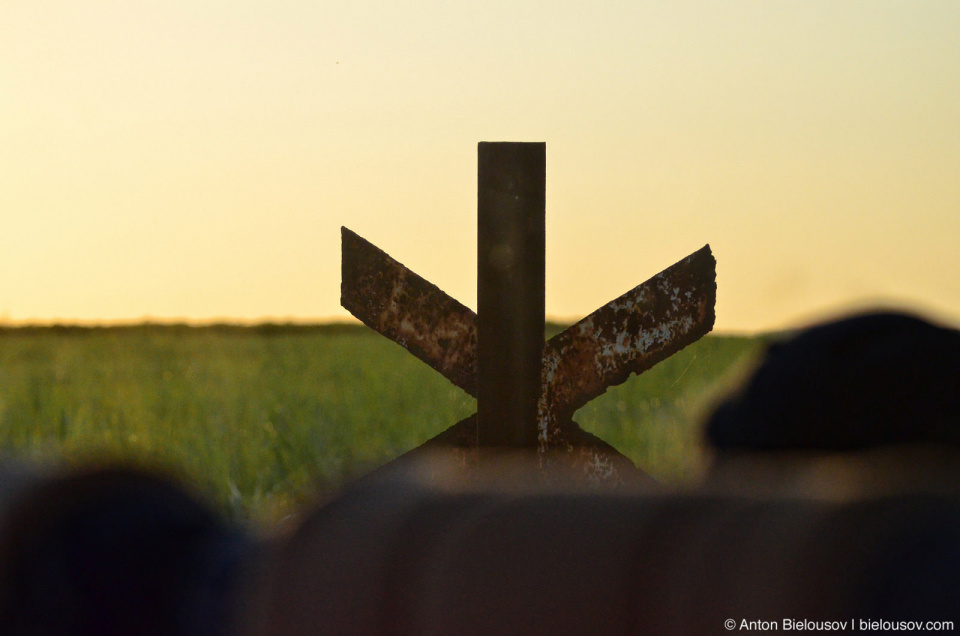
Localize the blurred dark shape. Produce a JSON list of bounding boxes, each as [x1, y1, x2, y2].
[[707, 311, 960, 451], [241, 453, 960, 636], [0, 465, 253, 636]]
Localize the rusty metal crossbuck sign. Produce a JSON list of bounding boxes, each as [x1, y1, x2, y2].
[[342, 143, 716, 486]]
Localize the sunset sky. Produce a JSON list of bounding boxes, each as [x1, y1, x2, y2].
[[3, 1, 958, 333]]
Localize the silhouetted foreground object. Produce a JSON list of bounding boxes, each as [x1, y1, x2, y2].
[[707, 311, 960, 451], [244, 455, 960, 636], [341, 142, 717, 486], [0, 465, 253, 636]]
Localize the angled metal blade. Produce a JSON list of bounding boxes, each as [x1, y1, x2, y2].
[[539, 245, 716, 429], [341, 230, 713, 487], [341, 227, 478, 396]]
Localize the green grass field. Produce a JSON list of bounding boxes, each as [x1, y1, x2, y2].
[[0, 323, 766, 523]]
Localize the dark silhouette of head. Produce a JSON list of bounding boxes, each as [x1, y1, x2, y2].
[[706, 311, 960, 452], [0, 465, 250, 636]]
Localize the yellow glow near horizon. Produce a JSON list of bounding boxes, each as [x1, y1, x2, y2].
[[2, 2, 959, 333]]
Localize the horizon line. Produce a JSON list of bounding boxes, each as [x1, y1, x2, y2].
[[0, 315, 765, 337]]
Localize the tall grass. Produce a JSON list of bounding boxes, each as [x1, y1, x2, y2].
[[575, 333, 763, 484], [0, 324, 764, 522]]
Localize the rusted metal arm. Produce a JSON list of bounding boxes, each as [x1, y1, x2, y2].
[[540, 245, 716, 421], [341, 227, 478, 396]]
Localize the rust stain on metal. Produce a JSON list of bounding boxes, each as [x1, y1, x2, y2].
[[341, 227, 478, 396], [537, 245, 716, 451]]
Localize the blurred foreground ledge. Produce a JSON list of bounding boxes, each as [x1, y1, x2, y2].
[[0, 448, 958, 634], [242, 448, 960, 636]]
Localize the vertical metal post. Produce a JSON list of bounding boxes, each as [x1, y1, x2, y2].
[[477, 142, 546, 448]]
